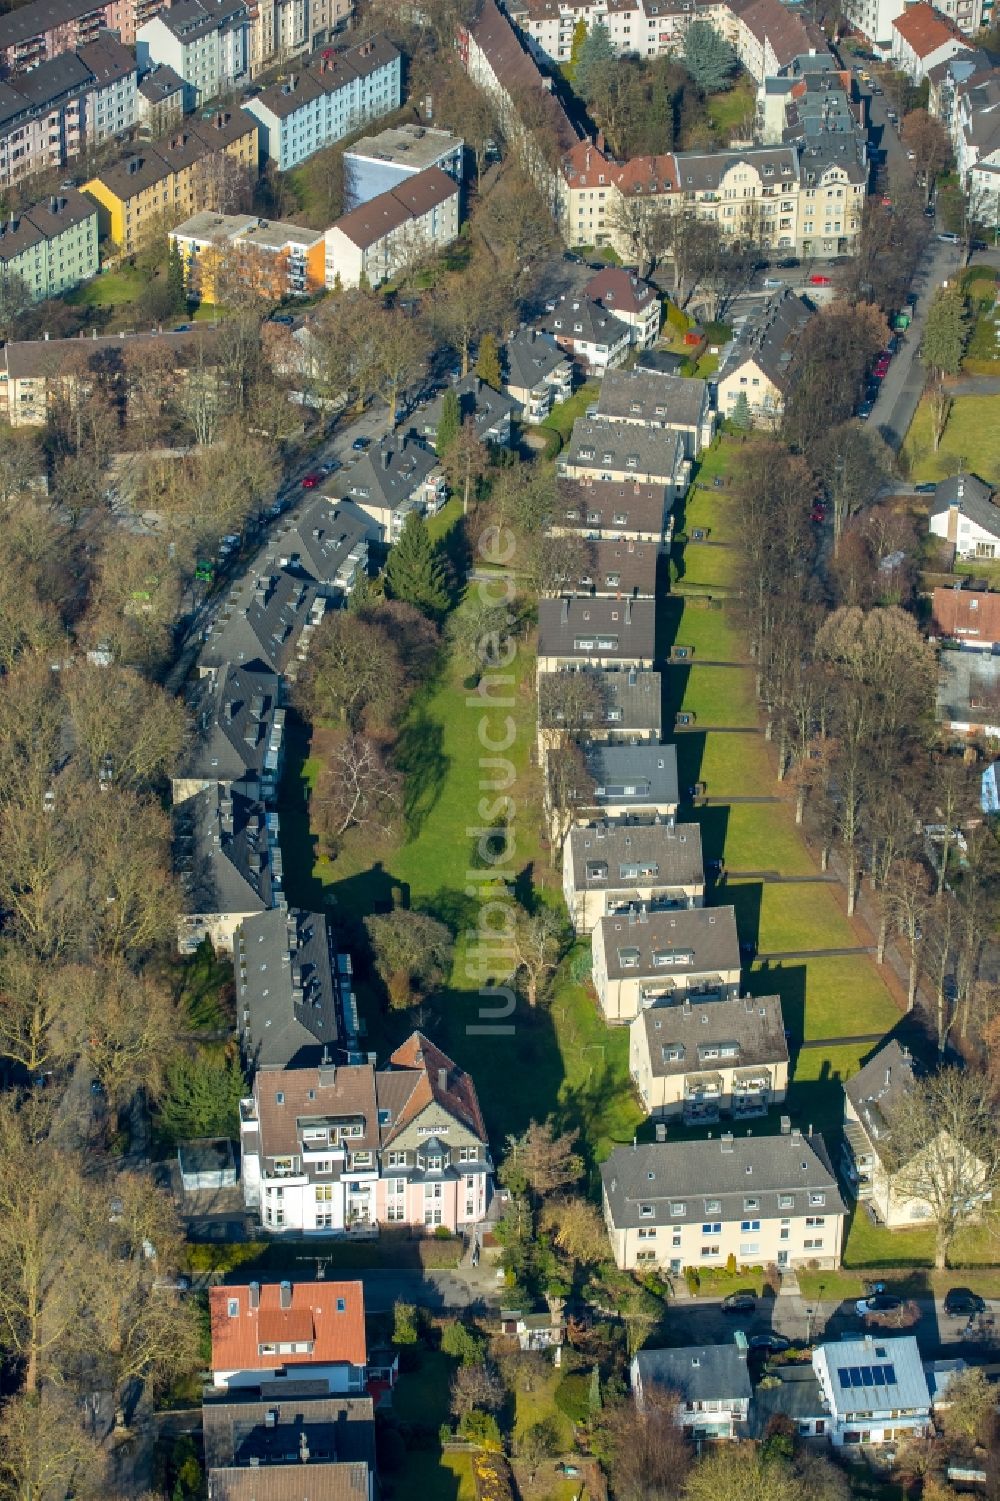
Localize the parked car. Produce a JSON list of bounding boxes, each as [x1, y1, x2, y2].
[[776, 257, 799, 269], [763, 276, 785, 289], [809, 273, 832, 286], [301, 472, 323, 489], [924, 204, 936, 219], [914, 481, 937, 494], [857, 399, 874, 420], [352, 435, 371, 452], [874, 356, 891, 379], [938, 232, 960, 244], [944, 1288, 986, 1317], [722, 1292, 757, 1312], [855, 1294, 902, 1318], [749, 1333, 791, 1353], [811, 505, 826, 522]]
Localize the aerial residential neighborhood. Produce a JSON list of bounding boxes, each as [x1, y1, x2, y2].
[[4, 0, 1000, 1494]]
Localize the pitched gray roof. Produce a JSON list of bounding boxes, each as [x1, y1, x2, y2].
[[138, 63, 186, 103], [563, 418, 686, 485], [0, 0, 107, 51], [816, 1335, 929, 1419], [597, 903, 738, 981], [174, 781, 278, 918], [503, 326, 568, 390], [568, 819, 703, 893], [585, 266, 657, 317], [601, 1131, 844, 1230], [538, 667, 663, 737], [200, 568, 321, 675], [930, 473, 1000, 537], [332, 435, 438, 514], [637, 992, 788, 1079], [718, 290, 814, 394], [263, 496, 368, 591], [537, 596, 656, 663], [750, 1365, 825, 1437], [673, 144, 799, 192], [155, 0, 248, 42], [556, 477, 670, 536], [414, 374, 514, 445], [180, 662, 283, 787], [595, 368, 708, 430], [634, 1342, 752, 1406], [236, 908, 342, 1071], [540, 295, 631, 350], [202, 1392, 375, 1473], [843, 1040, 915, 1164], [586, 743, 678, 811]]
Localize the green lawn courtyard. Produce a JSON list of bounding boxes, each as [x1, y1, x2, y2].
[[902, 392, 1000, 484]]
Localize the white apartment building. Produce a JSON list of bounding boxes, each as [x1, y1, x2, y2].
[[591, 904, 741, 1024], [846, 0, 985, 50], [602, 1131, 846, 1273], [137, 0, 250, 110], [562, 819, 705, 934], [507, 0, 693, 66], [324, 165, 459, 289], [243, 36, 401, 171], [79, 34, 138, 144]]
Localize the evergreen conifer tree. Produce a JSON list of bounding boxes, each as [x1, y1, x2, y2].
[[384, 511, 451, 619], [436, 387, 461, 454], [475, 331, 502, 390], [730, 391, 752, 430]]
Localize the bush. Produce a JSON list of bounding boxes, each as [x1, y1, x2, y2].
[[726, 1252, 737, 1274], [184, 1241, 267, 1276], [393, 1300, 421, 1346], [684, 1266, 701, 1295], [441, 1321, 485, 1366], [434, 1225, 454, 1239], [554, 1370, 592, 1425], [459, 1410, 503, 1449]]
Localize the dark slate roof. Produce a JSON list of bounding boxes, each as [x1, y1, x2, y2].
[[637, 992, 788, 1079], [331, 435, 438, 515], [538, 667, 663, 737], [537, 596, 656, 663], [13, 188, 96, 243], [930, 473, 1000, 538], [595, 368, 708, 430], [180, 662, 283, 787], [263, 496, 368, 591], [250, 36, 400, 120], [718, 290, 814, 394], [155, 0, 248, 42], [77, 32, 135, 86], [843, 1040, 915, 1165], [203, 1392, 375, 1473], [414, 374, 515, 445], [750, 1365, 826, 1437], [673, 144, 799, 192], [597, 903, 738, 980], [571, 537, 657, 598], [540, 295, 631, 350], [138, 63, 186, 103], [174, 781, 278, 918], [556, 477, 670, 536], [567, 819, 703, 892], [634, 1342, 752, 1406], [585, 744, 679, 816], [0, 0, 107, 51], [10, 49, 91, 110], [503, 326, 569, 390], [236, 908, 342, 1071], [563, 418, 686, 484], [601, 1131, 844, 1230], [200, 568, 321, 675]]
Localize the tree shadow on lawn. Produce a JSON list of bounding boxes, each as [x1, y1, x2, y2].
[[394, 706, 449, 838], [744, 958, 805, 1044]]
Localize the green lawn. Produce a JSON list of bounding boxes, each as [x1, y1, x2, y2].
[[682, 488, 740, 544], [902, 392, 1000, 483], [66, 266, 146, 308], [725, 879, 860, 956], [669, 600, 746, 662], [693, 802, 817, 876], [746, 954, 901, 1044], [542, 383, 599, 443], [392, 1349, 476, 1501], [676, 728, 777, 799], [675, 542, 739, 593], [672, 664, 758, 727], [705, 80, 756, 137]]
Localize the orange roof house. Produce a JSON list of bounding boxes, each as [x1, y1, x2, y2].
[[209, 1279, 367, 1388]]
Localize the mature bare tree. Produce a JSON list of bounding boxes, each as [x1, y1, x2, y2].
[[525, 532, 596, 598], [510, 902, 567, 1007], [901, 110, 952, 206], [0, 1386, 108, 1501], [539, 1194, 608, 1264], [61, 960, 179, 1113], [501, 1118, 584, 1196], [0, 946, 75, 1076], [312, 734, 403, 844], [883, 858, 932, 1008], [544, 741, 594, 865], [599, 1389, 692, 1501], [296, 611, 404, 732], [85, 790, 178, 959], [63, 665, 187, 793]]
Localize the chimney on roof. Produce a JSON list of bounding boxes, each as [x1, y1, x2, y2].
[[299, 1431, 310, 1464], [279, 1281, 292, 1308], [438, 1066, 448, 1091], [381, 446, 391, 469], [596, 129, 605, 153], [249, 1281, 260, 1309]]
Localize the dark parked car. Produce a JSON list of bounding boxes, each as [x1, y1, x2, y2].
[[914, 481, 937, 494], [722, 1292, 757, 1312], [944, 1288, 986, 1317], [776, 257, 799, 268], [352, 435, 371, 452], [857, 400, 874, 420], [856, 1294, 902, 1318], [749, 1333, 791, 1353]]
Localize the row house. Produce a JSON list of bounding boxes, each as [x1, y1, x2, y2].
[[592, 902, 740, 1023], [559, 418, 690, 498], [173, 778, 284, 953], [239, 1032, 492, 1235], [569, 536, 658, 598], [170, 209, 327, 301], [536, 595, 656, 672], [552, 476, 673, 546], [715, 288, 814, 426], [594, 367, 714, 459], [203, 1388, 376, 1501], [582, 742, 679, 822], [601, 1130, 846, 1273], [137, 0, 250, 112], [324, 164, 460, 290], [82, 107, 259, 252], [343, 122, 465, 210], [0, 324, 219, 428], [630, 990, 789, 1121], [243, 36, 401, 172], [537, 666, 664, 754], [0, 189, 97, 302], [0, 34, 137, 190], [330, 437, 445, 543], [0, 0, 165, 74], [502, 326, 573, 422], [563, 817, 704, 932]]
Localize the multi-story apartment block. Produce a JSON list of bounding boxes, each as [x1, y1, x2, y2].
[[243, 36, 401, 171], [508, 0, 693, 66], [580, 743, 679, 823], [846, 0, 984, 50], [0, 36, 137, 190], [594, 367, 714, 458], [536, 595, 657, 672], [551, 477, 673, 545], [173, 778, 284, 953], [585, 266, 661, 349], [137, 0, 251, 111], [236, 906, 350, 1071], [502, 327, 573, 421], [537, 667, 664, 757], [82, 107, 259, 251], [324, 165, 461, 290], [344, 123, 465, 210], [630, 991, 789, 1121], [890, 3, 973, 83], [592, 903, 741, 1023], [563, 819, 705, 933], [715, 289, 814, 426], [0, 189, 98, 301], [136, 63, 186, 134], [203, 1391, 377, 1501], [330, 436, 445, 543], [239, 1032, 492, 1235], [0, 0, 166, 74], [172, 661, 284, 805], [305, 0, 353, 51], [601, 1130, 846, 1273], [171, 210, 326, 300], [247, 0, 309, 77], [559, 418, 689, 495]]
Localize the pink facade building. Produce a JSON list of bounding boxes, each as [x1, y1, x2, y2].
[[0, 0, 165, 74]]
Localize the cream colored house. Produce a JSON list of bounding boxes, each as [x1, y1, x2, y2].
[[630, 992, 789, 1122], [592, 905, 740, 1024], [841, 1041, 992, 1230], [601, 1131, 846, 1274], [715, 290, 814, 427], [563, 820, 704, 934]]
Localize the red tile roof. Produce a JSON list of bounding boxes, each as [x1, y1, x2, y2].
[[381, 1031, 487, 1145], [210, 1281, 367, 1374], [931, 587, 1000, 643], [892, 3, 967, 57], [586, 266, 657, 315]]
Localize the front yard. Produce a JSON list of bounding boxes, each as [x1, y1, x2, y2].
[[902, 392, 1000, 483]]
